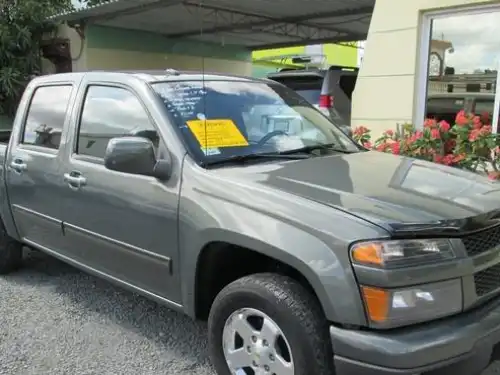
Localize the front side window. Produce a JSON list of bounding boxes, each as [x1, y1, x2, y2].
[[22, 85, 73, 149], [152, 80, 359, 163], [77, 86, 158, 159]]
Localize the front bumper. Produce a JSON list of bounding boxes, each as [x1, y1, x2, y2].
[[330, 297, 500, 374]]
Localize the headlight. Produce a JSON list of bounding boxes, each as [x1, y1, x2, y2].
[[350, 239, 455, 268], [361, 279, 462, 328]]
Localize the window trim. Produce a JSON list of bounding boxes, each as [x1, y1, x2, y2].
[[19, 83, 74, 152], [72, 83, 161, 164], [415, 4, 500, 130], [493, 65, 500, 134]]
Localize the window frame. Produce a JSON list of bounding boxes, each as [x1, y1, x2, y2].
[[20, 83, 74, 153], [72, 83, 161, 165], [415, 4, 500, 131]]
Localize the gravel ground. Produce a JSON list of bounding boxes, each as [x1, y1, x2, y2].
[[0, 249, 499, 375]]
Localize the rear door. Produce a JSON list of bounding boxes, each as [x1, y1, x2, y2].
[[325, 68, 358, 124], [5, 82, 77, 251]]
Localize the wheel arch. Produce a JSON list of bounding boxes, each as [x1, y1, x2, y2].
[[181, 227, 367, 326]]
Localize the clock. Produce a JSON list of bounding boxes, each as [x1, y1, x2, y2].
[[428, 52, 443, 77]]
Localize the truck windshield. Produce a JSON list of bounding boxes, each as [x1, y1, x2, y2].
[[151, 80, 359, 163]]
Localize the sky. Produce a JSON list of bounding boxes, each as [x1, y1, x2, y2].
[[71, 0, 84, 9], [432, 11, 500, 74]]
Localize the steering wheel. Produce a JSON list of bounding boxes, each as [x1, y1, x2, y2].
[[257, 130, 289, 146]]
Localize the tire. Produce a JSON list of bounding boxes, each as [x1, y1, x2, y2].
[[0, 218, 23, 274], [208, 273, 335, 375]]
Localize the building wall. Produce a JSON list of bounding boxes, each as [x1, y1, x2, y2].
[[83, 25, 252, 75], [352, 0, 500, 138], [41, 24, 88, 75]]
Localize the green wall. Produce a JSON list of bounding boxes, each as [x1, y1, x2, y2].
[[86, 25, 252, 62], [251, 43, 360, 78], [323, 44, 358, 66]]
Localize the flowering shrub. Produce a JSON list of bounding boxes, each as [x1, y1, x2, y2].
[[352, 111, 500, 180]]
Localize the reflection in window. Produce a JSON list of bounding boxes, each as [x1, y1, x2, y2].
[[77, 86, 157, 158], [22, 85, 73, 149], [425, 11, 500, 128], [395, 162, 493, 207]]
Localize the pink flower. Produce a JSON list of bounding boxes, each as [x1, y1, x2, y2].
[[455, 110, 469, 126], [469, 129, 480, 142], [452, 153, 466, 163], [488, 172, 500, 181], [433, 154, 443, 164], [430, 128, 441, 140], [391, 142, 400, 155], [424, 119, 437, 128], [439, 120, 451, 132], [354, 126, 369, 136]]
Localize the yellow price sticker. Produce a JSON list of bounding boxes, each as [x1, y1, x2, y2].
[[186, 119, 249, 149]]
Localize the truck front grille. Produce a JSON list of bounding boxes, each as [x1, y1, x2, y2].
[[474, 263, 500, 296], [461, 224, 500, 256]]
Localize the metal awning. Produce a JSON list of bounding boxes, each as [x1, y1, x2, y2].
[[52, 0, 374, 49]]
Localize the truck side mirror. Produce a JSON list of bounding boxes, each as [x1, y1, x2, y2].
[[104, 136, 171, 180]]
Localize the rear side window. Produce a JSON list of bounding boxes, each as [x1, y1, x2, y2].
[[268, 75, 323, 104], [22, 85, 73, 149], [76, 85, 158, 159], [294, 89, 321, 104], [338, 75, 357, 100]]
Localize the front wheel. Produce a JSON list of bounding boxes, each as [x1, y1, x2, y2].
[[208, 273, 335, 375]]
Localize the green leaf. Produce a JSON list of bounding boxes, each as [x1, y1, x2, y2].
[[0, 0, 74, 115]]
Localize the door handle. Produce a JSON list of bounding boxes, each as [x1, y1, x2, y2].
[[64, 172, 87, 189], [10, 159, 27, 173]]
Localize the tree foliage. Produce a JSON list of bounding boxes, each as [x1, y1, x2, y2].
[[0, 0, 110, 118], [0, 0, 75, 117], [78, 0, 106, 6]]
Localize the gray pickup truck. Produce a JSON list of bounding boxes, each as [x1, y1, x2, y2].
[[1, 70, 500, 375]]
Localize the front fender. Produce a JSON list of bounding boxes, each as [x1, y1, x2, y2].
[[180, 213, 368, 326]]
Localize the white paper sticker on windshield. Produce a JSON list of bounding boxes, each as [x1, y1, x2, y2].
[[202, 147, 221, 156], [275, 135, 305, 151]]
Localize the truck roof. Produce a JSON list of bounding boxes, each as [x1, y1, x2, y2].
[[31, 70, 276, 85]]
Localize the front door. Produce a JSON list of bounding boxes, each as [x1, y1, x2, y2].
[[59, 83, 181, 303], [6, 84, 75, 252]]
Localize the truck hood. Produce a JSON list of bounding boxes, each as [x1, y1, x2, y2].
[[219, 151, 500, 236]]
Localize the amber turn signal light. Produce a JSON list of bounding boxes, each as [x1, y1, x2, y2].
[[361, 286, 389, 322], [351, 243, 383, 266]]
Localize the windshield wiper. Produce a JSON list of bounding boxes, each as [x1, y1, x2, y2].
[[279, 143, 358, 155], [203, 152, 310, 167]]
